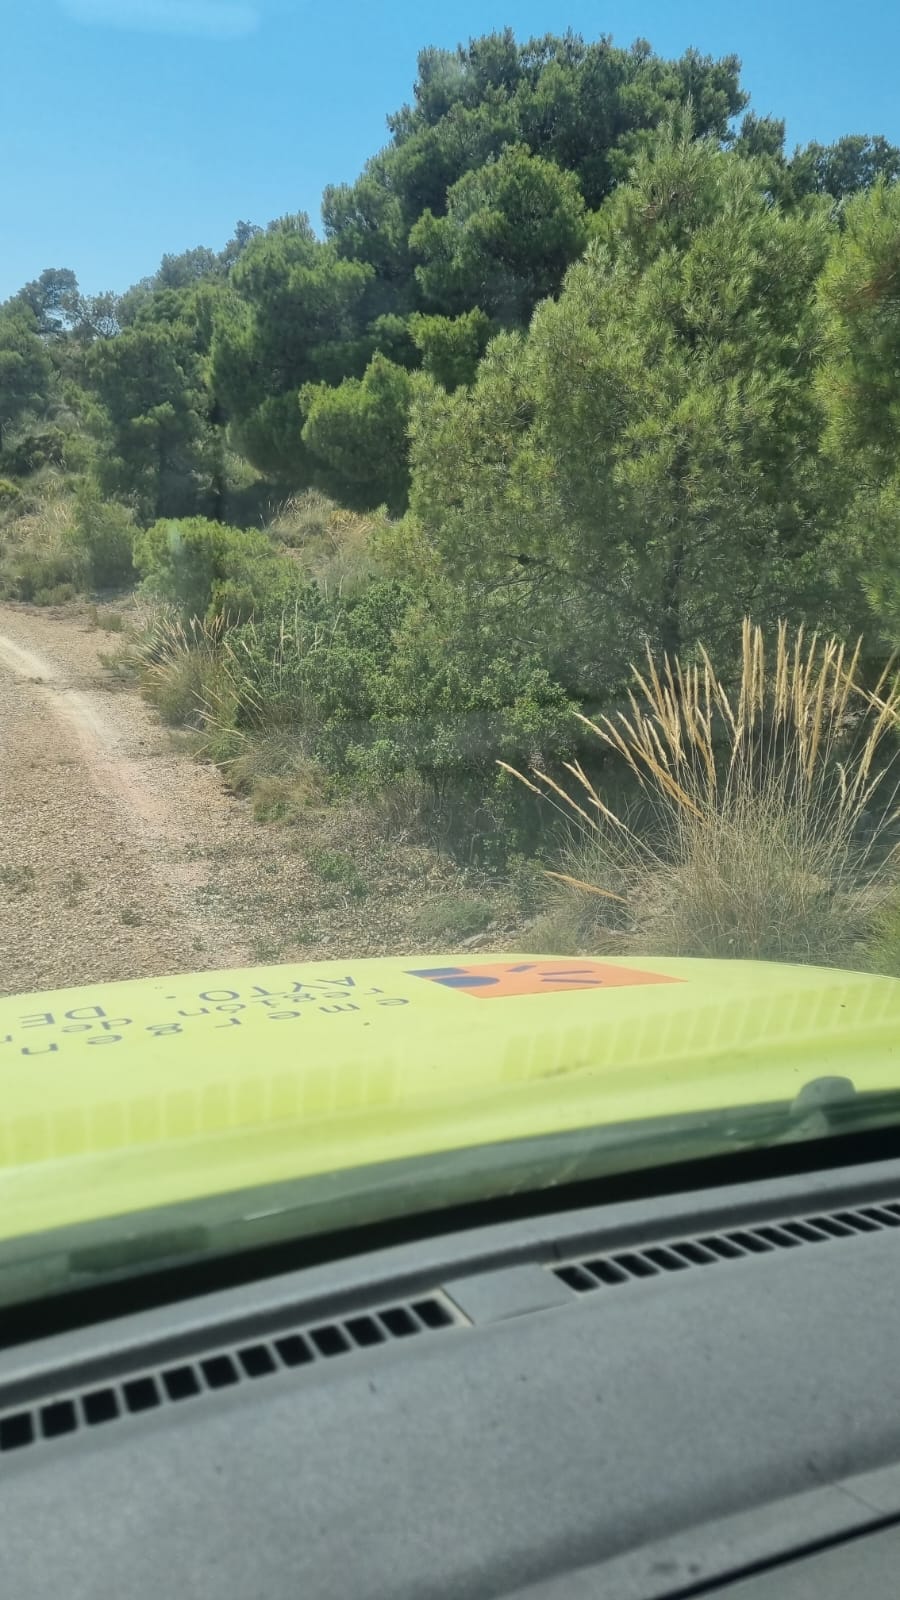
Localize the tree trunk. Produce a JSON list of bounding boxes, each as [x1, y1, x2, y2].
[[210, 404, 226, 524], [155, 435, 165, 521], [659, 536, 684, 662]]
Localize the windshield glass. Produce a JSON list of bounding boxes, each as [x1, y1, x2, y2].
[[1, 1, 899, 1297]]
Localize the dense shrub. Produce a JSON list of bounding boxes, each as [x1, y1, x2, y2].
[[5, 548, 78, 603], [67, 484, 135, 588], [135, 565, 578, 862], [201, 575, 575, 860], [329, 587, 577, 861], [1, 425, 67, 477], [133, 516, 286, 622]]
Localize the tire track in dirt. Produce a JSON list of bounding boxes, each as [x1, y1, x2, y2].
[[0, 607, 254, 997], [0, 630, 218, 842]]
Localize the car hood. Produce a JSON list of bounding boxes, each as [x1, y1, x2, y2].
[[1, 954, 899, 1245]]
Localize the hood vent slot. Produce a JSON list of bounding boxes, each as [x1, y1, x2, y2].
[[552, 1201, 900, 1294], [0, 1294, 459, 1456]]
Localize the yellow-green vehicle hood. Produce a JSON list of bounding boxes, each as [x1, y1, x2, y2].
[[1, 954, 899, 1246]]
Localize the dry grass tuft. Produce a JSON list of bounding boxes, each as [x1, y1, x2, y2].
[[503, 621, 900, 967], [132, 606, 329, 783], [135, 612, 234, 729], [0, 483, 79, 602], [267, 490, 379, 594]]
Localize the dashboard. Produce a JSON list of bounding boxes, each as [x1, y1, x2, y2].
[[2, 1150, 900, 1597]]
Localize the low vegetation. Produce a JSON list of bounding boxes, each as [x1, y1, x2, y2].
[[507, 623, 900, 968]]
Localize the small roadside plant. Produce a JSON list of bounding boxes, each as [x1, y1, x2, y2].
[[416, 895, 493, 942]]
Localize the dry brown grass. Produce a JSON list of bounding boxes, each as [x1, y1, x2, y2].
[[267, 490, 380, 594], [6, 495, 72, 554], [503, 621, 900, 966], [0, 482, 79, 601]]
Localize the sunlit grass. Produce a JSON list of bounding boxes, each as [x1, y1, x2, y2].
[[503, 620, 900, 968]]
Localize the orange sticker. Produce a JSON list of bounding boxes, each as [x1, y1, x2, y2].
[[407, 961, 683, 999]]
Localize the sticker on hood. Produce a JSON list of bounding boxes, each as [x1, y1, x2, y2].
[[407, 960, 683, 998]]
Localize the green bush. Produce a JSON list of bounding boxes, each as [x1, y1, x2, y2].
[[331, 593, 575, 863], [156, 570, 577, 863], [307, 846, 369, 899], [133, 550, 576, 865], [1, 426, 67, 477], [59, 431, 96, 476], [134, 515, 285, 623], [67, 485, 135, 589], [0, 478, 23, 515], [5, 548, 78, 602]]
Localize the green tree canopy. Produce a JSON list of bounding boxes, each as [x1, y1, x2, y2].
[[0, 305, 53, 450], [15, 268, 79, 336], [409, 309, 493, 389], [791, 134, 900, 203], [817, 180, 900, 640], [301, 354, 418, 511], [817, 179, 900, 463], [87, 320, 213, 518], [410, 144, 588, 324], [324, 30, 747, 294], [322, 174, 410, 286], [410, 127, 838, 692], [5, 23, 899, 668], [210, 218, 373, 478]]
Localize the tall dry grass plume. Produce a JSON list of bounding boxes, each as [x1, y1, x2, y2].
[[502, 621, 900, 966]]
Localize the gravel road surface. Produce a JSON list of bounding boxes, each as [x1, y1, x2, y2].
[[0, 604, 256, 996]]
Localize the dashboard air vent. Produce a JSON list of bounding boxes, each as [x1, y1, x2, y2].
[[552, 1201, 900, 1295], [0, 1294, 459, 1456]]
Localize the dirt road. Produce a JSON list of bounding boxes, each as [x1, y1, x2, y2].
[[0, 603, 486, 999], [0, 603, 263, 996]]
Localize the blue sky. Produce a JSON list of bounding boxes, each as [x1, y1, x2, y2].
[[3, 0, 899, 301]]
